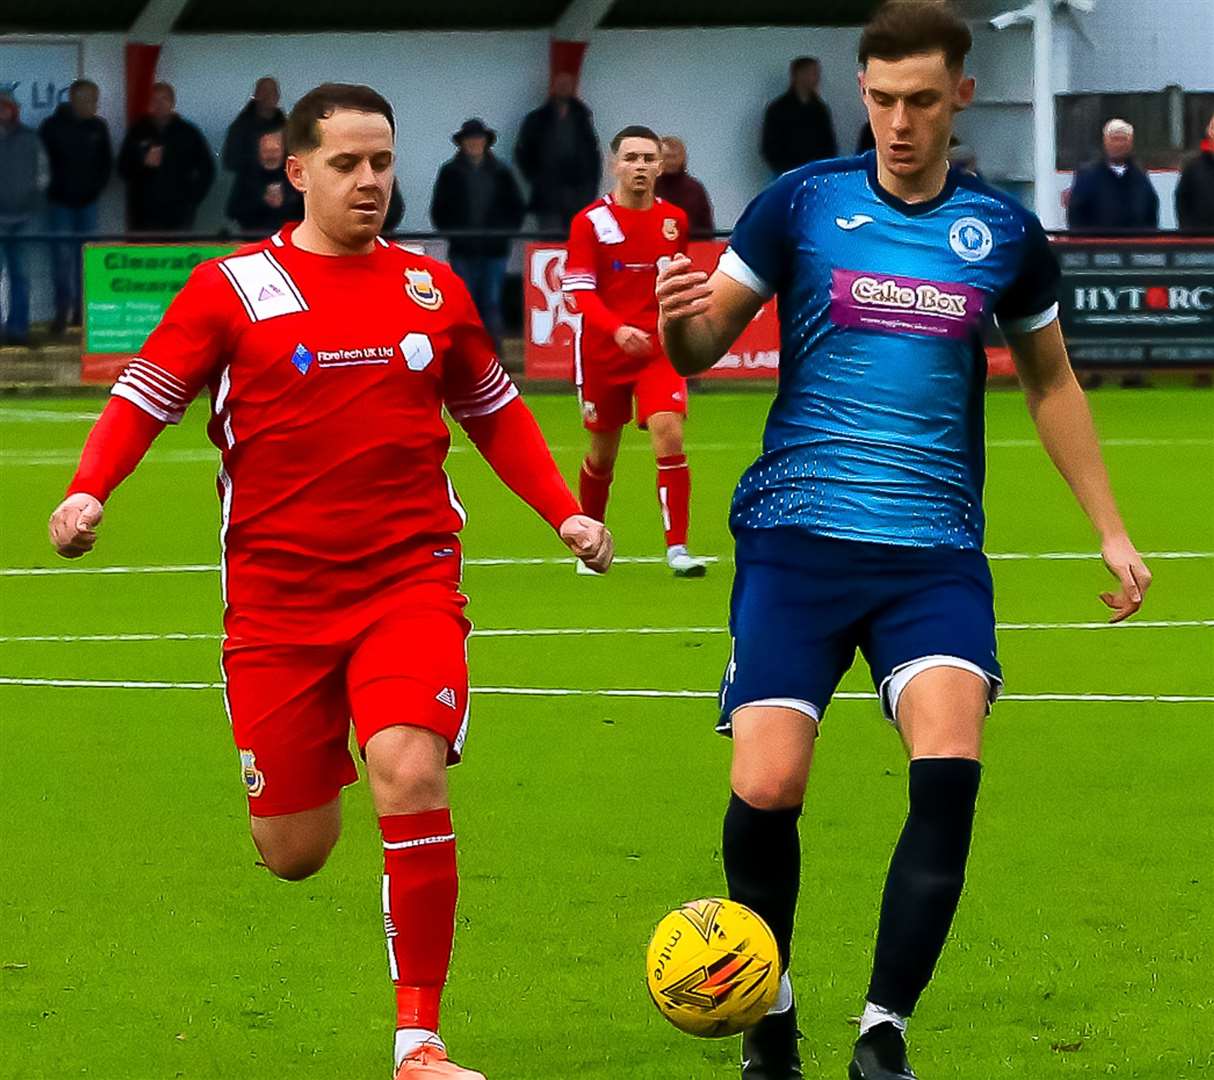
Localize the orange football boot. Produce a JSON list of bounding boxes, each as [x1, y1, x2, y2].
[[393, 1042, 486, 1079]]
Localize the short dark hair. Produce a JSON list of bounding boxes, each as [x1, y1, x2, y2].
[[286, 83, 395, 154], [610, 125, 661, 154], [69, 79, 98, 97], [790, 56, 820, 76], [858, 0, 973, 70], [150, 81, 175, 103]]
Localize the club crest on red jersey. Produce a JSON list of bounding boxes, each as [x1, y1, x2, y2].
[[404, 269, 444, 311], [662, 217, 679, 241], [239, 748, 265, 798]]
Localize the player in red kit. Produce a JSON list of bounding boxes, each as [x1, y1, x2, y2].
[[563, 125, 709, 577], [47, 84, 612, 1080]]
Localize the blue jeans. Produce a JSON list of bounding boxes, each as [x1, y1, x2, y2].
[[0, 220, 31, 340], [48, 202, 98, 321], [449, 254, 508, 351]]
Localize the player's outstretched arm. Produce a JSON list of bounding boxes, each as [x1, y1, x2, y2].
[[48, 397, 166, 559], [657, 255, 765, 376], [1008, 320, 1152, 622], [458, 397, 613, 573]]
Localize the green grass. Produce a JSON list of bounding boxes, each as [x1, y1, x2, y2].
[[1, 388, 1212, 1080]]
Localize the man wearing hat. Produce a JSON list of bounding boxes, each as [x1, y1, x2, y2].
[[430, 118, 526, 351]]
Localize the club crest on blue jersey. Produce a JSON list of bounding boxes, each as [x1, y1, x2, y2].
[[948, 217, 994, 263], [290, 343, 313, 374], [239, 748, 265, 798], [405, 269, 444, 311]]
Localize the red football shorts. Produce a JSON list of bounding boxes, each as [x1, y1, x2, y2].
[[221, 577, 471, 818], [577, 355, 688, 433]]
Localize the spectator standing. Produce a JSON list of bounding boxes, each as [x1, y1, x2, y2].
[[1067, 119, 1159, 231], [761, 57, 839, 175], [226, 130, 302, 235], [118, 82, 215, 232], [0, 91, 48, 347], [515, 73, 601, 233], [655, 136, 715, 236], [1176, 112, 1214, 231], [431, 118, 525, 351], [39, 79, 112, 333], [222, 77, 286, 176]]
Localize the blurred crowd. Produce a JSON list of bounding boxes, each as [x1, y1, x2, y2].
[[1, 64, 1213, 347]]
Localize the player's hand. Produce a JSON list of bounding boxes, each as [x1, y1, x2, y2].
[[656, 254, 712, 323], [48, 493, 105, 559], [560, 514, 614, 574], [1099, 534, 1152, 623], [613, 325, 653, 358]]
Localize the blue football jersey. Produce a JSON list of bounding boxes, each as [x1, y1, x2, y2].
[[721, 152, 1060, 550]]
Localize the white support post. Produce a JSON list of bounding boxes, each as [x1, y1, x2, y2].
[[1032, 0, 1061, 227]]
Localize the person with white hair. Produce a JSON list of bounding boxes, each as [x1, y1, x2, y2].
[[1067, 117, 1159, 231]]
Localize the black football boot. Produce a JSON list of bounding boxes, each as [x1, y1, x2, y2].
[[848, 1021, 917, 1079], [741, 1003, 803, 1079]]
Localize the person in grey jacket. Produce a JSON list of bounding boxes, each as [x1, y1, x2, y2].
[[0, 91, 48, 346]]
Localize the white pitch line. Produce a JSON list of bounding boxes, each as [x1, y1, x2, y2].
[[0, 676, 1210, 703], [4, 551, 1212, 578], [2, 620, 1211, 645]]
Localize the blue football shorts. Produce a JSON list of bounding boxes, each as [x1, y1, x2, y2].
[[718, 527, 1002, 732]]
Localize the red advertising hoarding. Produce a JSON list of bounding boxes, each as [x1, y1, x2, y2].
[[524, 240, 780, 381]]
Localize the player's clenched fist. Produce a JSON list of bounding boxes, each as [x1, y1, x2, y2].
[[656, 254, 712, 323], [48, 492, 104, 559], [560, 514, 614, 574]]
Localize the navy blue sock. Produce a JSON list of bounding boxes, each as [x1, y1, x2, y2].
[[723, 792, 802, 971], [866, 757, 982, 1016]]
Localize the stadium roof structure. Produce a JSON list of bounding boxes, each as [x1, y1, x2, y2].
[[2, 0, 1071, 33]]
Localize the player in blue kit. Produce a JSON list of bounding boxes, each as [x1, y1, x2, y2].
[[657, 3, 1152, 1079]]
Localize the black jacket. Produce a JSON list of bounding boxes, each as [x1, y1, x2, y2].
[[761, 90, 838, 174], [430, 152, 525, 258], [225, 164, 303, 234], [1067, 159, 1159, 231], [119, 114, 215, 230], [222, 101, 287, 174], [514, 97, 601, 214], [1176, 149, 1214, 231], [39, 104, 112, 208]]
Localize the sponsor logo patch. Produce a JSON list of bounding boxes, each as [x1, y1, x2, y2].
[[404, 269, 444, 310], [290, 343, 314, 374], [830, 268, 985, 340], [239, 749, 265, 798]]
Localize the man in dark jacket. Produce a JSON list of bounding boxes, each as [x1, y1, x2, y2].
[[431, 118, 525, 350], [1176, 112, 1214, 231], [225, 129, 302, 236], [118, 82, 215, 232], [0, 91, 47, 346], [655, 135, 715, 236], [1067, 119, 1159, 231], [222, 77, 286, 176], [39, 79, 112, 331], [514, 73, 601, 233], [761, 57, 838, 175]]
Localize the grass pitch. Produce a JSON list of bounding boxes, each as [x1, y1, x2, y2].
[[1, 387, 1212, 1079]]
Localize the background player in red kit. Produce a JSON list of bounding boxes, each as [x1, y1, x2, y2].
[[47, 84, 612, 1080], [563, 126, 709, 578]]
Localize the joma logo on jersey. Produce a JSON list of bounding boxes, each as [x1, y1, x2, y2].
[[851, 276, 969, 318], [404, 269, 444, 310]]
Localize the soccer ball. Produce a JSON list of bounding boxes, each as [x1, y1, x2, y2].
[[645, 898, 781, 1038]]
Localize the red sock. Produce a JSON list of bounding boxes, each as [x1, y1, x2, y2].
[[657, 454, 691, 548], [379, 809, 458, 1033], [579, 458, 613, 523]]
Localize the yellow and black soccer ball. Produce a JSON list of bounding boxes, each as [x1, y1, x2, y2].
[[645, 898, 781, 1038]]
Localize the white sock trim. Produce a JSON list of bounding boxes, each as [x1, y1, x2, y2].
[[859, 1001, 907, 1036], [767, 971, 794, 1015], [394, 1028, 444, 1067]]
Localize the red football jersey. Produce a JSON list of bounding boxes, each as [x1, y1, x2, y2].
[[113, 224, 517, 618], [562, 195, 689, 377]]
